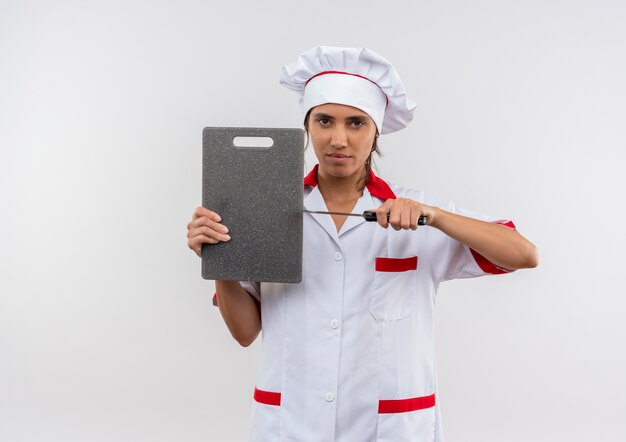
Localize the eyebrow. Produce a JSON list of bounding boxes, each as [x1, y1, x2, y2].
[[312, 112, 369, 122]]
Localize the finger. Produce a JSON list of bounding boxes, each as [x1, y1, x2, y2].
[[388, 202, 402, 231], [400, 202, 413, 230], [410, 205, 420, 230], [189, 225, 231, 243], [188, 233, 221, 248], [193, 206, 222, 222], [188, 216, 229, 234], [189, 235, 220, 257], [375, 201, 392, 228]]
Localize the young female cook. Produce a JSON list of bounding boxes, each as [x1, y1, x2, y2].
[[187, 46, 538, 442]]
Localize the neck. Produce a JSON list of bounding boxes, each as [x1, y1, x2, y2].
[[316, 167, 366, 205]]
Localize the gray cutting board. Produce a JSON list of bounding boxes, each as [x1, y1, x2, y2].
[[202, 127, 304, 283]]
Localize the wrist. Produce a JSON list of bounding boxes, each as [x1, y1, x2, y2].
[[428, 207, 446, 229]]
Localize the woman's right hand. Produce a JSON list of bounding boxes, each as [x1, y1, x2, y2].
[[187, 206, 231, 257]]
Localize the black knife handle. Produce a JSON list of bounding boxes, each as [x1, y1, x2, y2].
[[363, 211, 427, 226]]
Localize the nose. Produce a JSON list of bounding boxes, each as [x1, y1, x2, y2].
[[330, 126, 348, 148]]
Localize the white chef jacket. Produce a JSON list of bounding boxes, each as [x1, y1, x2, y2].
[[214, 165, 516, 442]]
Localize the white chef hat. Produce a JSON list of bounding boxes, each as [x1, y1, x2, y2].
[[279, 45, 417, 135]]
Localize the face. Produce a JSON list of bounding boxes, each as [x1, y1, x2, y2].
[[307, 103, 378, 180]]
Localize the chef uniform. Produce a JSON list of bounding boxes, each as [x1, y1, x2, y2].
[[214, 46, 517, 442]]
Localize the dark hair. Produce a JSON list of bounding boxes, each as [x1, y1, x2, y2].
[[303, 109, 381, 191]]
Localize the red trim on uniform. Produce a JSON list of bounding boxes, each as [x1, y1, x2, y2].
[[304, 164, 396, 201], [254, 387, 281, 406], [303, 166, 319, 187], [366, 170, 396, 201], [497, 220, 516, 230], [212, 293, 218, 307], [470, 221, 517, 274], [378, 393, 436, 414], [375, 256, 418, 272], [306, 70, 379, 88], [305, 70, 389, 108]]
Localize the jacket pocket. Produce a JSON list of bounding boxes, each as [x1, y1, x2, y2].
[[376, 397, 436, 442], [248, 387, 281, 442], [370, 256, 418, 321]]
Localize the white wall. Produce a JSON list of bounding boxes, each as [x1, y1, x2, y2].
[[1, 0, 625, 441]]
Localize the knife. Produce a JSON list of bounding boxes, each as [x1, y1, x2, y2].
[[303, 210, 427, 226]]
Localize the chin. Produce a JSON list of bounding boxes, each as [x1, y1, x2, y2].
[[322, 163, 360, 179]]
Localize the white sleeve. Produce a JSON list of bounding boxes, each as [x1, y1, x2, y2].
[[422, 197, 517, 284], [382, 185, 518, 285], [212, 281, 261, 307], [239, 280, 261, 302]]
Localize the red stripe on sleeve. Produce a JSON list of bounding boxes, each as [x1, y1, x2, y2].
[[470, 220, 517, 274], [470, 250, 510, 274], [254, 387, 281, 406], [497, 220, 516, 230], [212, 293, 218, 307], [378, 394, 436, 413], [375, 256, 418, 272]]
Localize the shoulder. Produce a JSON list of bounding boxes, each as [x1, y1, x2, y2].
[[386, 181, 457, 211], [389, 181, 512, 225]]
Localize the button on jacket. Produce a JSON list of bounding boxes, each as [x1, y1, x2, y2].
[[221, 166, 516, 442]]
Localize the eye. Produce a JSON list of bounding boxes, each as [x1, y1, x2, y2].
[[316, 118, 331, 126], [349, 120, 365, 128]]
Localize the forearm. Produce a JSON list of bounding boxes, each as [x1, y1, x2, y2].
[[430, 208, 539, 271], [215, 280, 262, 347]]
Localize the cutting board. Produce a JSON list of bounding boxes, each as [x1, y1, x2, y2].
[[202, 127, 304, 283]]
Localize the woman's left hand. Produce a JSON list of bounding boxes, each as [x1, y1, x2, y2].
[[372, 198, 439, 230]]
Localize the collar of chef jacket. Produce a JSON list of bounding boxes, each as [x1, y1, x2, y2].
[[303, 164, 396, 242], [303, 164, 396, 200]]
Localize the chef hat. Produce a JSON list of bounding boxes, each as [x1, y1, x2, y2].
[[279, 45, 417, 134]]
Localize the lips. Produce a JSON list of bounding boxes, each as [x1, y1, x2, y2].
[[327, 153, 352, 165]]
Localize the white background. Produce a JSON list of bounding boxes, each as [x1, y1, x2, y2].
[[1, 0, 625, 441]]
